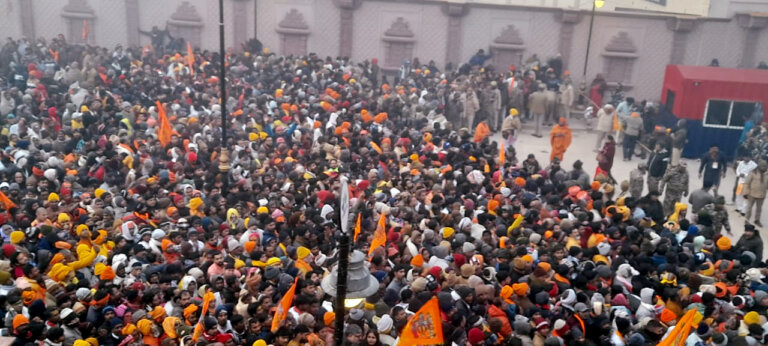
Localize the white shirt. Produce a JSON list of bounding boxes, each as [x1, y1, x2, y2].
[[737, 160, 758, 184]]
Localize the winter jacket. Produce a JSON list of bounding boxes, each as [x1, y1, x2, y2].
[[736, 234, 764, 262], [596, 109, 615, 133], [622, 115, 644, 137], [744, 169, 768, 199]]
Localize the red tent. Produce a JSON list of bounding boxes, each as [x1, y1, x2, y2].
[[661, 65, 768, 121], [660, 65, 768, 158]]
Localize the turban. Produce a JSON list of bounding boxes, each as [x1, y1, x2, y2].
[[183, 304, 198, 320], [122, 323, 137, 336], [500, 285, 515, 305], [13, 314, 28, 333], [512, 282, 529, 296], [410, 254, 424, 267], [162, 317, 180, 338], [49, 263, 72, 282], [21, 290, 36, 305], [10, 231, 24, 244], [58, 213, 70, 223], [136, 319, 153, 336], [75, 224, 89, 236], [73, 341, 90, 346], [149, 306, 166, 322], [48, 192, 60, 202], [94, 189, 106, 199], [100, 266, 116, 281], [188, 197, 203, 210], [323, 312, 336, 326], [297, 246, 310, 260], [716, 236, 731, 251]]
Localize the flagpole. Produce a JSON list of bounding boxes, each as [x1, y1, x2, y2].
[[217, 0, 230, 196], [334, 176, 351, 342]]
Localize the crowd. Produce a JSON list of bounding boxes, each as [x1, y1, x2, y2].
[[0, 32, 767, 346]]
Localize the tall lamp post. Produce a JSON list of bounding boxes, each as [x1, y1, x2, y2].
[[582, 0, 605, 78], [218, 0, 230, 195]]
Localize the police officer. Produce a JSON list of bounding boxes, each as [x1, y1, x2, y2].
[[646, 143, 669, 194], [661, 163, 689, 216], [629, 163, 647, 199]]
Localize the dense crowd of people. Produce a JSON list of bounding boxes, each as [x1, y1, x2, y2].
[[0, 33, 767, 346]]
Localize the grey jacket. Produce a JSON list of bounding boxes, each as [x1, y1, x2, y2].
[[623, 116, 644, 137]]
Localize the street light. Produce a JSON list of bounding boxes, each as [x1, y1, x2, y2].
[[218, 0, 229, 195], [583, 0, 605, 77]]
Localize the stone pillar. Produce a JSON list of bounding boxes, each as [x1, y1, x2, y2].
[[554, 10, 582, 70], [334, 0, 361, 58], [19, 0, 36, 39], [232, 0, 251, 51], [125, 0, 140, 46], [736, 13, 768, 68], [666, 17, 696, 65], [442, 2, 469, 69]]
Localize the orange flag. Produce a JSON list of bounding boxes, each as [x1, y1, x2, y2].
[[657, 309, 696, 346], [398, 297, 444, 345], [156, 101, 172, 147], [0, 191, 16, 210], [499, 139, 505, 166], [271, 277, 299, 332], [192, 291, 215, 341], [353, 213, 362, 242], [82, 20, 89, 41], [368, 213, 386, 255], [186, 42, 195, 76]]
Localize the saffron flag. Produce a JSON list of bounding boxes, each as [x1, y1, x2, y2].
[[353, 213, 362, 243], [82, 20, 89, 41], [0, 191, 16, 210], [657, 309, 697, 346], [271, 277, 299, 332], [368, 213, 386, 255], [499, 139, 505, 166], [192, 291, 215, 341], [398, 297, 444, 345], [186, 42, 195, 76], [156, 101, 172, 147]]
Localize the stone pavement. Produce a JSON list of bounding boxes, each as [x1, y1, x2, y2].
[[491, 116, 767, 259]]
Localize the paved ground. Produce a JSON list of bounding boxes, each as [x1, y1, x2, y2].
[[493, 117, 767, 259]]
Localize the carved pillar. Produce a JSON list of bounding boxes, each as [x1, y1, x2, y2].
[[490, 25, 526, 70], [167, 1, 204, 47], [554, 10, 582, 70], [381, 18, 416, 72], [736, 13, 768, 68], [602, 32, 638, 88], [442, 3, 469, 69], [334, 0, 361, 58], [19, 0, 36, 39], [666, 17, 696, 65], [61, 0, 96, 45], [276, 9, 310, 56], [125, 0, 140, 46], [232, 0, 251, 51]]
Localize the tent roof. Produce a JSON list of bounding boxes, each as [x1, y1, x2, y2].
[[671, 65, 768, 84]]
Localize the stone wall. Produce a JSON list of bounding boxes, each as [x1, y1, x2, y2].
[[4, 0, 768, 100]]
